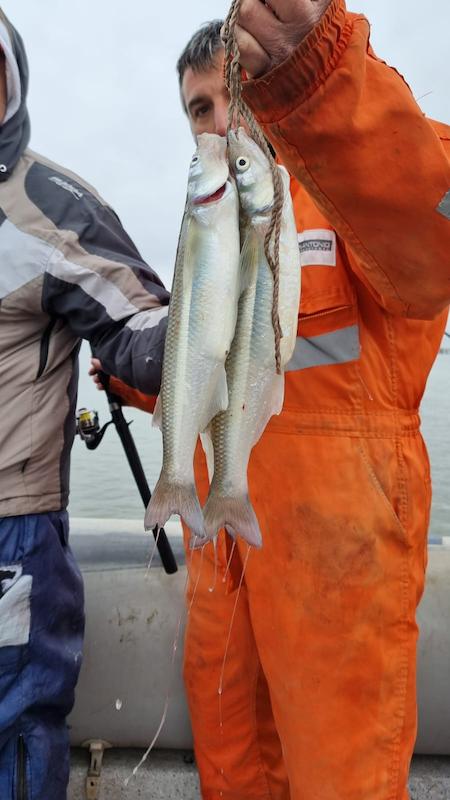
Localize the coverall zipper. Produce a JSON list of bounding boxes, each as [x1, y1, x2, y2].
[[16, 735, 27, 800]]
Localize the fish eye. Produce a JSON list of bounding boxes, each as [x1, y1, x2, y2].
[[191, 155, 199, 165], [235, 156, 250, 173]]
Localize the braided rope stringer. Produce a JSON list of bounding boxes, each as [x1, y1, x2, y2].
[[222, 0, 284, 374]]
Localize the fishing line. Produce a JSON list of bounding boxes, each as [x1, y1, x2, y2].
[[217, 544, 252, 795], [222, 0, 284, 374], [208, 536, 219, 592], [145, 526, 161, 577], [125, 536, 204, 785], [218, 544, 251, 700], [222, 538, 237, 583], [188, 541, 206, 615], [357, 367, 374, 402]]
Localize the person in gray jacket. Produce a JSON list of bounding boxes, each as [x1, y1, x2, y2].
[[0, 9, 168, 798]]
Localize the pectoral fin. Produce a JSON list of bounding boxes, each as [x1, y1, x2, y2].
[[198, 365, 229, 433], [152, 394, 162, 429]]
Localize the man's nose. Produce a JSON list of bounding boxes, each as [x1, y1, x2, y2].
[[214, 101, 228, 137]]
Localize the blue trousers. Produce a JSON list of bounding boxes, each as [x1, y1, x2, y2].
[[0, 512, 84, 799]]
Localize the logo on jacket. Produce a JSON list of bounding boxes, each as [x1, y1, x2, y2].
[[298, 239, 332, 254], [297, 229, 337, 267], [48, 176, 84, 200]]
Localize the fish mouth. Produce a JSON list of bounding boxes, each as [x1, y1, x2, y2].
[[193, 181, 228, 205]]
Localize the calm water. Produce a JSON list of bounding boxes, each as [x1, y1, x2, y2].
[[69, 352, 450, 537]]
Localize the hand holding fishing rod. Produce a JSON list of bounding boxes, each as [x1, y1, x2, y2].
[[80, 359, 178, 575], [229, 0, 331, 77]]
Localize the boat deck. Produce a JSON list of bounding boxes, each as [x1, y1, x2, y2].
[[66, 521, 450, 798], [68, 748, 450, 799]]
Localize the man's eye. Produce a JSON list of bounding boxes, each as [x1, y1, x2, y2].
[[195, 105, 210, 119]]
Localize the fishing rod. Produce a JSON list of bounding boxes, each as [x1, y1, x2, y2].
[[76, 371, 178, 575]]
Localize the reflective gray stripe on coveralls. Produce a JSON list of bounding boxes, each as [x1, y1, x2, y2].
[[286, 325, 360, 371]]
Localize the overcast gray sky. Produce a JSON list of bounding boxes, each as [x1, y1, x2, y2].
[[2, 0, 448, 401], [3, 1, 449, 283]]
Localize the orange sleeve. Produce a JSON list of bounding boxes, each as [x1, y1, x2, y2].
[[108, 376, 157, 413], [242, 0, 450, 320]]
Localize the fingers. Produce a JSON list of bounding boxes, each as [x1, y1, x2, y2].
[[223, 1, 274, 78], [90, 357, 102, 372], [89, 357, 105, 390], [235, 0, 332, 75], [241, 0, 281, 29], [262, 0, 300, 23], [262, 0, 329, 24], [235, 23, 272, 78], [238, 0, 283, 55], [93, 376, 105, 391], [236, 0, 298, 75], [262, 0, 287, 22]]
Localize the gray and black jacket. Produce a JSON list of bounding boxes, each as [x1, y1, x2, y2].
[[0, 10, 169, 517]]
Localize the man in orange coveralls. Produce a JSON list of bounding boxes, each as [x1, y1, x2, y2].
[[100, 1, 450, 797]]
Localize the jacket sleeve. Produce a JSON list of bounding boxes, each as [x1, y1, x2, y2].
[[41, 195, 170, 395], [242, 0, 450, 319]]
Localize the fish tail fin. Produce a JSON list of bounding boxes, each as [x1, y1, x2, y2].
[[203, 493, 262, 548], [145, 474, 205, 540]]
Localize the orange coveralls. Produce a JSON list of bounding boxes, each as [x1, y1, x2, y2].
[[112, 2, 450, 797]]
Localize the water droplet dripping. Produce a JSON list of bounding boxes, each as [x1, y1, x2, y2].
[[115, 698, 122, 711]]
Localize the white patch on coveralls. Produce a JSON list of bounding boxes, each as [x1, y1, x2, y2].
[[0, 564, 32, 647], [298, 229, 336, 267]]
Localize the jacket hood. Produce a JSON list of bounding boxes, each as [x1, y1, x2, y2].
[[0, 8, 30, 180]]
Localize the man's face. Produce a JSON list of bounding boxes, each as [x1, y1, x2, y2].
[[181, 49, 229, 140]]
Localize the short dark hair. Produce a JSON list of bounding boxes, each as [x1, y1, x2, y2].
[[177, 20, 224, 88]]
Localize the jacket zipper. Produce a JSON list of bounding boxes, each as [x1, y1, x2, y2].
[[36, 317, 56, 380], [298, 304, 352, 321], [16, 735, 27, 800]]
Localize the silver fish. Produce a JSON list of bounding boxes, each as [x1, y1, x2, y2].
[[145, 133, 241, 539], [201, 129, 301, 547]]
